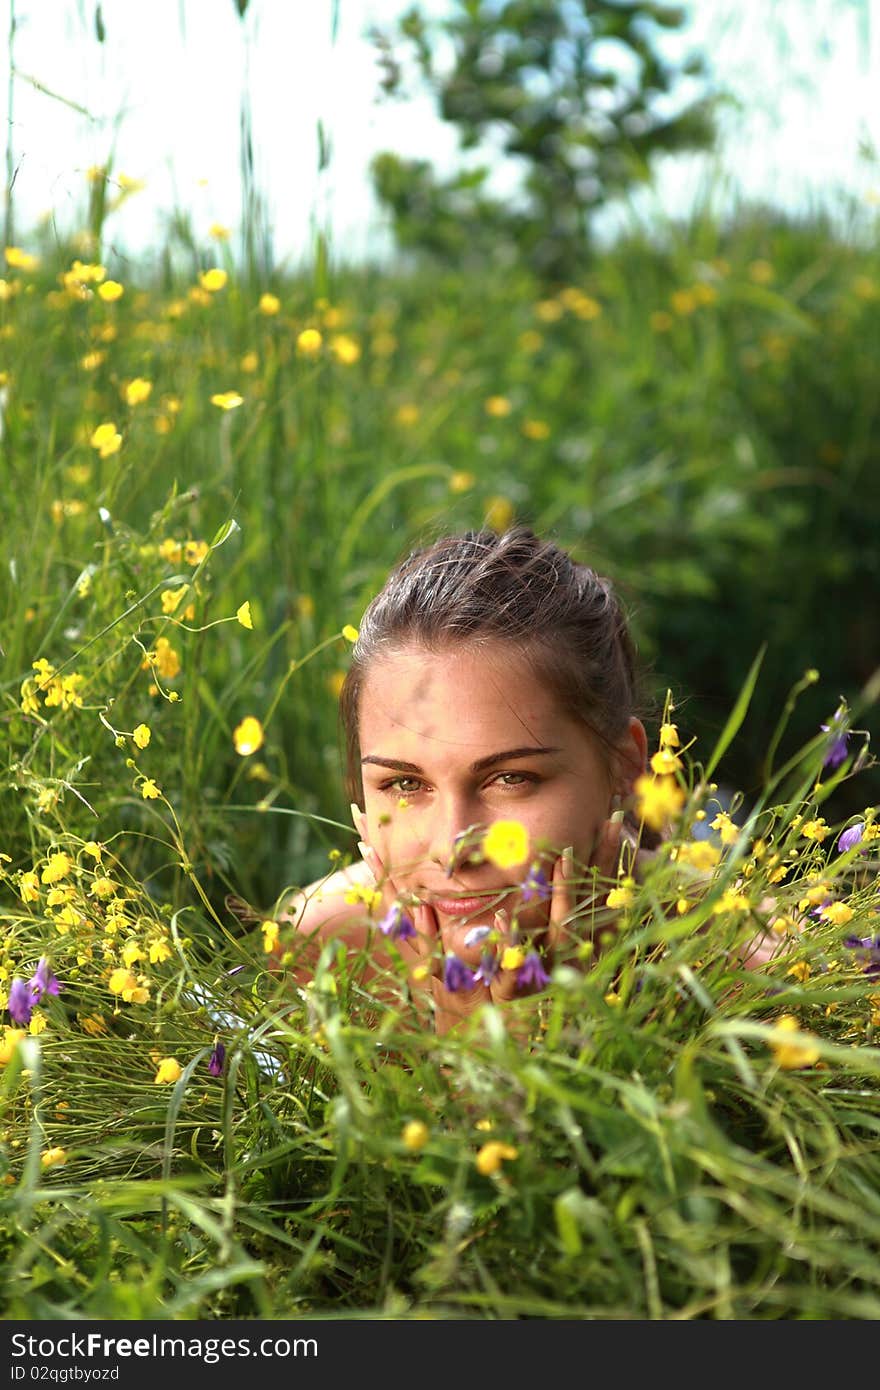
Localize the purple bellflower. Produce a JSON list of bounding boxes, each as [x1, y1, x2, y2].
[[31, 958, 61, 1001], [521, 863, 551, 903], [443, 953, 475, 993], [208, 1042, 226, 1077], [515, 950, 551, 992], [843, 935, 880, 978], [7, 978, 36, 1027], [821, 708, 850, 770], [378, 902, 416, 942], [473, 951, 500, 988], [837, 823, 865, 855]]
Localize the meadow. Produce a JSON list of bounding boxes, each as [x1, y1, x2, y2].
[[1, 175, 880, 1318]]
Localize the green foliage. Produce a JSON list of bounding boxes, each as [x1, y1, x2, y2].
[[1, 184, 880, 1318], [370, 0, 717, 279]]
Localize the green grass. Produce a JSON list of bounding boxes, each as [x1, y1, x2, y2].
[[1, 187, 880, 1318]]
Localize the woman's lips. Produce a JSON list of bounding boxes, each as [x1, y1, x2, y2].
[[427, 893, 506, 917]]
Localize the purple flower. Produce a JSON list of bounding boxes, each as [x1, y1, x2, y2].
[[838, 823, 865, 855], [842, 935, 880, 978], [521, 864, 551, 903], [463, 925, 492, 949], [8, 978, 36, 1026], [473, 951, 500, 987], [515, 950, 551, 991], [821, 709, 850, 769], [377, 901, 416, 942], [30, 958, 61, 1001], [208, 1042, 226, 1077], [443, 953, 475, 993]]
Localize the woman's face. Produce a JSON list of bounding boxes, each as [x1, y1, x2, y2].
[[358, 640, 645, 961]]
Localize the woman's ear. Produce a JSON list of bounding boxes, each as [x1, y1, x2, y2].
[[616, 717, 648, 797]]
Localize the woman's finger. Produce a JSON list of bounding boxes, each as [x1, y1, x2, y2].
[[546, 846, 574, 958]]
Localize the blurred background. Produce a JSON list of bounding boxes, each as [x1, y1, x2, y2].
[[2, 0, 878, 912]]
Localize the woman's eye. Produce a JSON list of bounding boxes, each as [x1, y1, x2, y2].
[[383, 776, 422, 794], [492, 772, 535, 788]]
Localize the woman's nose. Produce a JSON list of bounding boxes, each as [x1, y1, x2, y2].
[[426, 794, 483, 872]]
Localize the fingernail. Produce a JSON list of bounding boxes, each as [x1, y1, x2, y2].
[[610, 809, 625, 825], [357, 840, 370, 859], [350, 802, 362, 826], [562, 846, 574, 877]]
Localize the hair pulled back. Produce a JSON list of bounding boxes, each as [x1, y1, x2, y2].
[[339, 526, 646, 808]]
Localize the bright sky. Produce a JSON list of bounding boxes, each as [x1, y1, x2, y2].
[[2, 0, 878, 267]]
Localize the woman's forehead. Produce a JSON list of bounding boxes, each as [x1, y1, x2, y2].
[[358, 641, 572, 749]]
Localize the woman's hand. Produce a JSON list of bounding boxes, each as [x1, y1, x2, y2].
[[351, 806, 625, 1031]]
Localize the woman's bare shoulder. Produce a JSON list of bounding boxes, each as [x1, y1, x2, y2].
[[278, 856, 376, 943]]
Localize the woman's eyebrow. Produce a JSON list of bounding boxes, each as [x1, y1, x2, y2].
[[361, 746, 562, 775]]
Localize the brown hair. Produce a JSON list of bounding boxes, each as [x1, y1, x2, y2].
[[339, 527, 654, 835]]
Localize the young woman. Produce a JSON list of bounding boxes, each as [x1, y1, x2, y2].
[[273, 525, 659, 1033]]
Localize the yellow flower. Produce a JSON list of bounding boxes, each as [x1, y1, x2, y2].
[[89, 876, 116, 900], [199, 268, 228, 293], [0, 1028, 26, 1065], [5, 245, 39, 270], [19, 872, 40, 903], [786, 961, 812, 982], [475, 1141, 518, 1176], [801, 819, 829, 843], [161, 585, 194, 618], [522, 418, 551, 440], [211, 390, 244, 411], [123, 377, 152, 407], [821, 901, 854, 927], [40, 1146, 67, 1168], [606, 877, 636, 910], [184, 540, 209, 566], [394, 403, 420, 427], [330, 333, 361, 365], [768, 1015, 820, 1069], [342, 624, 358, 643], [108, 967, 133, 995], [132, 723, 151, 749], [98, 280, 124, 301], [154, 1057, 182, 1084], [41, 852, 72, 885], [159, 538, 183, 563], [343, 884, 383, 914], [634, 775, 685, 831], [82, 841, 103, 860], [485, 496, 514, 532], [650, 748, 682, 775], [658, 722, 680, 749], [261, 921, 280, 954], [153, 636, 181, 678], [259, 292, 280, 315], [482, 818, 529, 870], [80, 349, 105, 370], [501, 945, 525, 972], [711, 888, 751, 915], [675, 840, 721, 872], [402, 1120, 429, 1152], [449, 470, 475, 493], [233, 716, 264, 756], [140, 778, 161, 800], [670, 288, 697, 316], [240, 350, 259, 374], [237, 600, 253, 629], [121, 940, 144, 968], [296, 328, 323, 356], [710, 812, 739, 846], [748, 259, 775, 285], [484, 395, 512, 418], [90, 422, 122, 457], [148, 937, 172, 964], [29, 1012, 47, 1036]]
